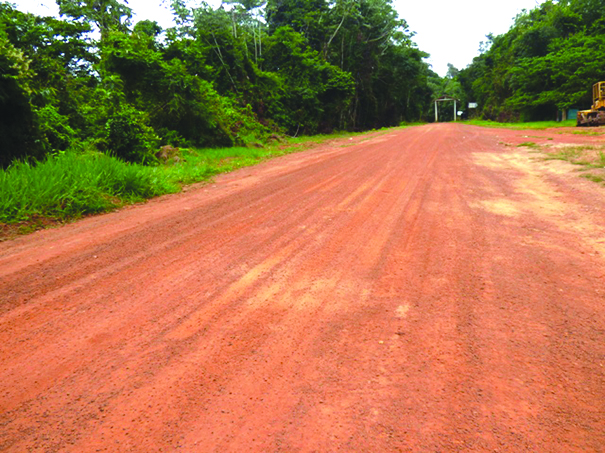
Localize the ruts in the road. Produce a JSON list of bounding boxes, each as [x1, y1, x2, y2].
[[1, 123, 604, 451]]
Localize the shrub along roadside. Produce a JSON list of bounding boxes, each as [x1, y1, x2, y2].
[[0, 130, 375, 237]]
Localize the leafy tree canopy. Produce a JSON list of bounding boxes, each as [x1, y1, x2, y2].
[[458, 0, 605, 121], [0, 0, 438, 166]]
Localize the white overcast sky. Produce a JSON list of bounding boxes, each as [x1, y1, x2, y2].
[[13, 0, 543, 76]]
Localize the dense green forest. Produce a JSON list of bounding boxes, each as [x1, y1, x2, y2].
[[0, 0, 436, 167], [457, 0, 605, 122], [3, 0, 603, 171]]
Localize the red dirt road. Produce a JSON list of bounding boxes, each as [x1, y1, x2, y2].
[[1, 124, 605, 452]]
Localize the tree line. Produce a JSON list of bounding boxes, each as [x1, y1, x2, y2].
[[457, 0, 605, 122], [0, 0, 436, 167]]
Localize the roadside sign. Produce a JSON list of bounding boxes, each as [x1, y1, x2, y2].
[[468, 102, 478, 109]]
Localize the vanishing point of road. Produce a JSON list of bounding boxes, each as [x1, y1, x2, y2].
[[1, 124, 604, 451]]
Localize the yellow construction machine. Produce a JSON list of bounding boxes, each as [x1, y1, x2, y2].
[[577, 81, 605, 126]]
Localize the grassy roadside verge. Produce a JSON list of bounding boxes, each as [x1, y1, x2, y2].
[[463, 119, 578, 130], [0, 129, 387, 239], [513, 139, 605, 185], [543, 144, 605, 184]]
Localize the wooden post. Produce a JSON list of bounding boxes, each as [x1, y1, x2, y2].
[[454, 100, 457, 122], [435, 101, 438, 122]]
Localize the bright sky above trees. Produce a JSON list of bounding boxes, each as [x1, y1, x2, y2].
[[14, 0, 543, 75], [394, 0, 543, 75]]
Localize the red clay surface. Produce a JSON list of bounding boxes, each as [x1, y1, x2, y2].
[[1, 123, 605, 452]]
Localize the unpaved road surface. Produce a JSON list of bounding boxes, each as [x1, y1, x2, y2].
[[2, 124, 605, 452]]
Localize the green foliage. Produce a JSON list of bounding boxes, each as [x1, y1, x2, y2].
[[102, 30, 269, 148], [507, 32, 605, 112], [427, 64, 464, 122], [0, 30, 41, 166], [0, 133, 363, 226], [459, 0, 605, 121], [0, 151, 174, 223], [56, 0, 132, 37], [320, 0, 428, 128], [35, 105, 76, 151], [133, 20, 162, 37], [0, 0, 432, 169], [266, 0, 329, 50], [103, 105, 159, 164], [263, 26, 354, 133], [0, 3, 94, 165]]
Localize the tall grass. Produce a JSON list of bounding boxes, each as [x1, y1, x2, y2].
[[0, 145, 299, 225], [0, 140, 322, 226], [0, 152, 177, 223], [0, 128, 390, 231]]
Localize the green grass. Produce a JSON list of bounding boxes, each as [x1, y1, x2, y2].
[[581, 173, 605, 183], [0, 128, 379, 234], [464, 119, 577, 130], [568, 129, 605, 135], [517, 142, 540, 148], [282, 129, 376, 146], [543, 144, 605, 185], [545, 145, 605, 166], [0, 152, 178, 224]]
